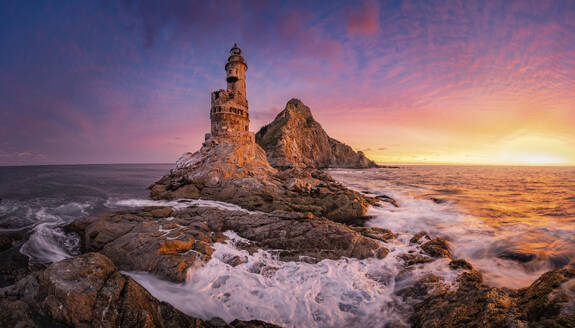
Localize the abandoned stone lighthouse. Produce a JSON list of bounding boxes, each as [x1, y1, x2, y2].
[[207, 43, 253, 144]]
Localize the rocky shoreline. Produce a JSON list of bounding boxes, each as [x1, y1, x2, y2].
[[3, 194, 574, 327]]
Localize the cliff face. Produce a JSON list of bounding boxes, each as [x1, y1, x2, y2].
[[255, 99, 378, 169]]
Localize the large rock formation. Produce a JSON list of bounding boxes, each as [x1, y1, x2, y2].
[[150, 139, 376, 222], [255, 99, 378, 169], [66, 204, 392, 283]]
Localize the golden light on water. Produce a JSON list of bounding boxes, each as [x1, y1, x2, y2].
[[354, 131, 574, 166]]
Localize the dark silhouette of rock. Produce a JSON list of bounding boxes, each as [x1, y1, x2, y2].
[[255, 99, 378, 169], [0, 231, 38, 288]]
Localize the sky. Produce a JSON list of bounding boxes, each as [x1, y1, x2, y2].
[[1, 0, 574, 166]]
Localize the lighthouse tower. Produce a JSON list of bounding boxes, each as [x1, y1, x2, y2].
[[209, 44, 251, 142], [226, 44, 247, 96]]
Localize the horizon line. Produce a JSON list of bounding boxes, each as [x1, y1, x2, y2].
[[1, 162, 574, 168]]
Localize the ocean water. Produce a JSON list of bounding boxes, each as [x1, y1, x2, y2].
[[1, 164, 574, 326], [329, 165, 575, 288], [0, 164, 172, 263]]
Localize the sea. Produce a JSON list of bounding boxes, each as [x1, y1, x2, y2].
[[1, 164, 574, 327]]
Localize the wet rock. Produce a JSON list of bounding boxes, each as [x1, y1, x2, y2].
[[421, 238, 451, 258], [516, 262, 575, 325], [0, 253, 282, 328], [497, 250, 536, 263], [399, 253, 434, 266], [0, 253, 208, 327], [67, 207, 211, 282], [255, 98, 378, 169], [410, 232, 431, 244], [68, 205, 386, 282], [0, 232, 22, 252], [396, 275, 443, 300], [0, 231, 37, 288], [350, 226, 395, 242], [375, 195, 399, 207], [449, 259, 473, 270], [409, 262, 575, 327], [0, 247, 34, 288], [410, 269, 519, 327], [221, 254, 246, 267], [376, 247, 389, 259], [430, 197, 447, 204]]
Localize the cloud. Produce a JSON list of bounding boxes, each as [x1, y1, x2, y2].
[[346, 0, 380, 34], [377, 147, 386, 151]]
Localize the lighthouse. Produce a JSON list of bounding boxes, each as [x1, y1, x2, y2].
[[209, 44, 251, 141]]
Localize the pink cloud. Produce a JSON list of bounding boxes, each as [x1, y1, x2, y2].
[[346, 0, 380, 35]]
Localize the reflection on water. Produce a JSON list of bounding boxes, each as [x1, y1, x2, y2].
[[329, 165, 575, 288]]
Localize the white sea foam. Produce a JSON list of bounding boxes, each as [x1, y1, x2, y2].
[[112, 198, 257, 213], [126, 231, 457, 328], [19, 205, 83, 263], [328, 168, 575, 288]]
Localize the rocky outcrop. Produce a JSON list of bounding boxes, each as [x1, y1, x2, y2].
[[408, 262, 575, 327], [66, 204, 391, 283], [255, 99, 378, 169], [150, 138, 376, 222], [0, 252, 279, 328]]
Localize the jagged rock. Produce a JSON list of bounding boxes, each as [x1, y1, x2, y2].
[[396, 274, 443, 300], [410, 232, 431, 244], [421, 238, 451, 258], [408, 262, 575, 327], [449, 259, 473, 270], [66, 204, 390, 282], [350, 226, 395, 242], [399, 253, 434, 266], [0, 253, 282, 328], [150, 140, 377, 222], [66, 206, 218, 282], [255, 99, 378, 169]]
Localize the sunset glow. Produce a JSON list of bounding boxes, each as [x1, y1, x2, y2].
[[1, 0, 574, 166]]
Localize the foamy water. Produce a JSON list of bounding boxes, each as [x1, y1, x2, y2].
[[126, 231, 458, 328], [329, 166, 575, 288]]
